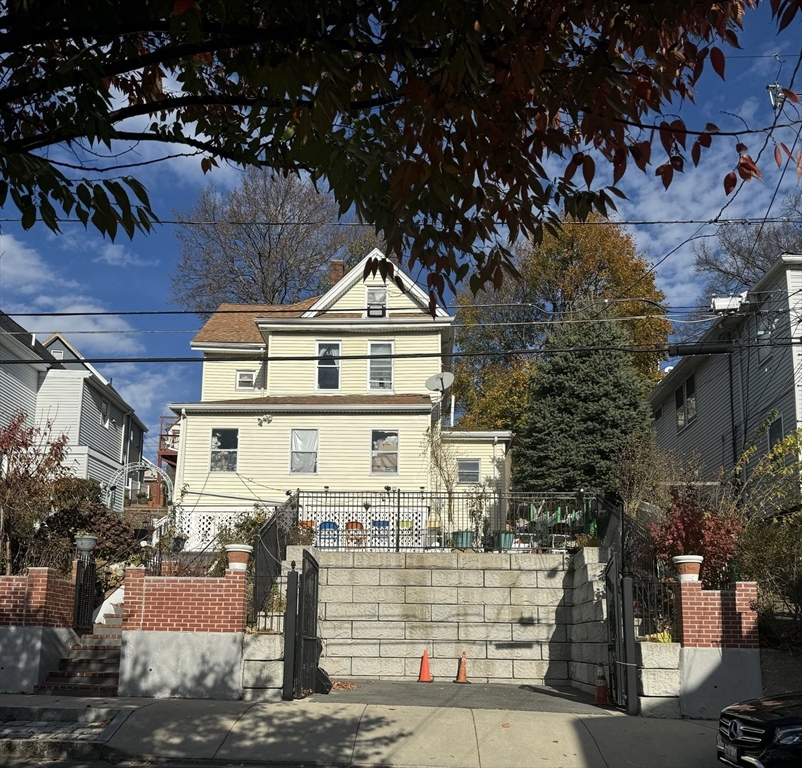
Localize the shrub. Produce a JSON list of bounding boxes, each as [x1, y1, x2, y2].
[[648, 487, 742, 588]]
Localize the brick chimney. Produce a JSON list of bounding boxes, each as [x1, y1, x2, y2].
[[330, 260, 345, 286]]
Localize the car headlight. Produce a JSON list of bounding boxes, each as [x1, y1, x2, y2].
[[775, 726, 802, 746]]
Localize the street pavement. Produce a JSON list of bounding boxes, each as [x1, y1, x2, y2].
[[1, 682, 723, 767]]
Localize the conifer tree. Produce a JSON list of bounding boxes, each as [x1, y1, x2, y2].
[[513, 318, 651, 493]]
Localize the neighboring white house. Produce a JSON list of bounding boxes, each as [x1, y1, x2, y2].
[[0, 312, 147, 513], [648, 253, 802, 479], [169, 251, 513, 550]]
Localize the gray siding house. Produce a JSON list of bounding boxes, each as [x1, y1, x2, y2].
[[0, 313, 146, 512], [649, 253, 802, 479]]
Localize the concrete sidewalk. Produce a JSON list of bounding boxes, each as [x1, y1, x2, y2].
[[0, 686, 722, 768]]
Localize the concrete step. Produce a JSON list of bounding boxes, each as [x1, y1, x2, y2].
[[68, 648, 121, 661], [33, 683, 118, 696], [45, 671, 119, 685], [59, 658, 120, 673]]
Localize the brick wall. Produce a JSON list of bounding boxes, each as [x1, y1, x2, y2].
[[675, 582, 759, 649], [0, 568, 74, 628], [315, 550, 574, 685], [121, 567, 247, 633]]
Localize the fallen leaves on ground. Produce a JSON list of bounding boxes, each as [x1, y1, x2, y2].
[[332, 681, 358, 690]]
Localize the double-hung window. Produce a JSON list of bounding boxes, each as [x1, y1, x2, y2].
[[317, 342, 340, 390], [210, 428, 238, 472], [371, 430, 398, 474], [236, 370, 256, 390], [368, 341, 393, 390], [457, 459, 481, 484], [290, 429, 318, 473], [675, 375, 696, 431]]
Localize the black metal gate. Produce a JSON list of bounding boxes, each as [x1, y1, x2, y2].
[[282, 550, 328, 699], [604, 554, 625, 707], [73, 554, 97, 634], [252, 515, 281, 620]]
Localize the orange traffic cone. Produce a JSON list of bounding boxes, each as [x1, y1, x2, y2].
[[454, 651, 470, 684], [418, 650, 433, 682], [594, 664, 610, 706]]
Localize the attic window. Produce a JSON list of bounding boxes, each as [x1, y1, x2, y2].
[[236, 370, 256, 390], [51, 349, 64, 360], [366, 287, 387, 318]]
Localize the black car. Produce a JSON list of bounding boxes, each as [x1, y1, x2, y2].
[[718, 692, 802, 767]]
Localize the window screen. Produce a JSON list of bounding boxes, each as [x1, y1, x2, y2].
[[369, 342, 393, 390], [457, 459, 480, 484]]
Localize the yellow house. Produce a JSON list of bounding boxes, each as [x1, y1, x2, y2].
[[169, 251, 512, 550]]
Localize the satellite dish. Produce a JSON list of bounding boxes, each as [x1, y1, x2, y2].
[[425, 372, 455, 392]]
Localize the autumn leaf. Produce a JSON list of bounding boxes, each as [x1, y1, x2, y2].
[[710, 47, 726, 79], [655, 163, 673, 189], [723, 171, 737, 195], [582, 155, 596, 188], [692, 141, 701, 167]]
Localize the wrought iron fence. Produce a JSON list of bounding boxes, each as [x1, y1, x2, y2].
[[295, 489, 599, 552]]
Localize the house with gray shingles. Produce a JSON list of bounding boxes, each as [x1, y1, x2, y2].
[[648, 253, 802, 479], [0, 312, 147, 511]]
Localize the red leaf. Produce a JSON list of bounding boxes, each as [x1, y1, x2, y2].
[[735, 142, 747, 153], [582, 155, 596, 188], [670, 154, 684, 172], [692, 142, 701, 167], [781, 142, 793, 158], [655, 163, 674, 189], [705, 123, 720, 134], [775, 145, 783, 168], [613, 150, 627, 184], [782, 88, 801, 104], [563, 155, 580, 183], [173, 0, 195, 15], [670, 119, 686, 149], [710, 47, 726, 79], [629, 141, 651, 172], [698, 132, 712, 148], [796, 152, 802, 183], [723, 171, 737, 195], [738, 154, 763, 181], [659, 121, 673, 155]]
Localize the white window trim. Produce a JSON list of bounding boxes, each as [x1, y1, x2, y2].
[[210, 428, 239, 473], [367, 340, 394, 392], [365, 285, 388, 317], [316, 341, 341, 392], [370, 428, 399, 476], [457, 458, 481, 485], [235, 370, 257, 390], [289, 428, 319, 474], [51, 349, 64, 360]]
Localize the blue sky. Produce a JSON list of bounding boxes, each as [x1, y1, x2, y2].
[[0, 4, 800, 458]]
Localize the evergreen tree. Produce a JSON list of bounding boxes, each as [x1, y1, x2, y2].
[[513, 318, 651, 493]]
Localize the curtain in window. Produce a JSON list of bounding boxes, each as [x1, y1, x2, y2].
[[369, 342, 393, 389], [291, 429, 318, 473]]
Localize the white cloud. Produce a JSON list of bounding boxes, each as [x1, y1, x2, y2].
[[7, 295, 146, 355], [0, 234, 80, 295], [93, 243, 159, 268]]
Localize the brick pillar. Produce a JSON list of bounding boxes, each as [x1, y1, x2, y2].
[[330, 260, 344, 286], [225, 569, 248, 633], [122, 567, 150, 631], [675, 581, 759, 649]]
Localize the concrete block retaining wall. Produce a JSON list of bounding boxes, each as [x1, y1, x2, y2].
[[568, 548, 608, 694], [637, 642, 681, 718], [311, 548, 582, 685]]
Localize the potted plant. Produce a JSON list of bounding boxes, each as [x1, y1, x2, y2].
[[451, 530, 473, 549], [74, 531, 98, 553], [495, 530, 515, 550], [648, 487, 742, 587], [225, 543, 253, 571]]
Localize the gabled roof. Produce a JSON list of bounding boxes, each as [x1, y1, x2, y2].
[[192, 297, 320, 345], [302, 249, 449, 319], [0, 311, 61, 366]]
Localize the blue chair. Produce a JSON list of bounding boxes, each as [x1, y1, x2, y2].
[[371, 520, 391, 549], [318, 521, 339, 550]]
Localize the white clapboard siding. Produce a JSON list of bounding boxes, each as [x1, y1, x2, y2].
[[201, 358, 267, 401], [329, 279, 424, 313], [0, 346, 39, 425], [35, 370, 85, 445], [176, 411, 432, 503]]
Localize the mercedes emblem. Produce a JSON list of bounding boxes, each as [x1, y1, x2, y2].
[[728, 719, 744, 741]]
